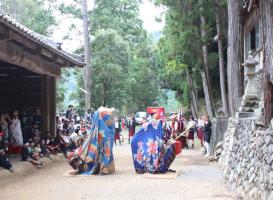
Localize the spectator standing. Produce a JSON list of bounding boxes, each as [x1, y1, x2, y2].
[[188, 116, 196, 149], [66, 105, 74, 121], [121, 118, 125, 129], [201, 115, 212, 157], [128, 116, 136, 144], [197, 117, 204, 147], [10, 110, 23, 146], [32, 108, 42, 139], [114, 118, 121, 145], [85, 108, 92, 123], [32, 108, 42, 131]]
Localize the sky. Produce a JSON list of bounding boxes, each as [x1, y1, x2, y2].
[[52, 0, 166, 52], [139, 0, 166, 33]]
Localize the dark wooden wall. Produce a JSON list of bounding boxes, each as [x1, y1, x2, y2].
[[0, 60, 41, 113], [0, 60, 56, 138]]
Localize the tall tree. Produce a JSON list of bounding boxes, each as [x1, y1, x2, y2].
[[156, 0, 220, 117], [200, 2, 216, 117], [82, 0, 92, 110], [91, 29, 130, 108], [227, 0, 243, 116], [60, 0, 160, 114], [260, 0, 273, 123], [214, 0, 229, 116], [186, 68, 198, 117]]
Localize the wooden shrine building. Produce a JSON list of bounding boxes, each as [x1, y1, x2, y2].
[[0, 13, 84, 137]]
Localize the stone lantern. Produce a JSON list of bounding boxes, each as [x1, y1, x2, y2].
[[242, 52, 259, 103]]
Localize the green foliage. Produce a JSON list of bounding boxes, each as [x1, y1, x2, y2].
[[57, 0, 161, 114], [155, 0, 227, 113], [0, 0, 56, 35], [91, 29, 130, 108]]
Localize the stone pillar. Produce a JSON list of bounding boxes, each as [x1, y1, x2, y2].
[[236, 52, 260, 118], [242, 52, 259, 104]]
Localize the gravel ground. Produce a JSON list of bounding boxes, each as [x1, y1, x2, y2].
[[0, 144, 241, 200]]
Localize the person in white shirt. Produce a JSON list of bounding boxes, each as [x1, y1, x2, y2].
[[114, 118, 121, 145], [70, 129, 80, 149]]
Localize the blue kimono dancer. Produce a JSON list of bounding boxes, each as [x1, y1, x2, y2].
[[131, 120, 176, 174], [68, 107, 115, 175]]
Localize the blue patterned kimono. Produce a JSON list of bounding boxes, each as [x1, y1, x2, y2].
[[68, 107, 115, 175], [131, 120, 176, 174]]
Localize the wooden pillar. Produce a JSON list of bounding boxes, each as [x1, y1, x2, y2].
[[41, 75, 57, 138], [49, 77, 56, 137], [46, 76, 51, 135], [41, 75, 47, 137], [41, 75, 51, 138]]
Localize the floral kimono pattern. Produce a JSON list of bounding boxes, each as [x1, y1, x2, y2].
[[68, 107, 115, 175], [131, 120, 176, 174]]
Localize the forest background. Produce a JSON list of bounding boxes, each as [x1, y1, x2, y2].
[[0, 0, 230, 118]]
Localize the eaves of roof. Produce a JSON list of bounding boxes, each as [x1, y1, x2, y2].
[[0, 13, 85, 67]]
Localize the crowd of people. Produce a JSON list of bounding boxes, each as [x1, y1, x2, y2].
[[162, 113, 212, 158], [0, 105, 94, 173], [113, 110, 212, 158], [0, 109, 43, 172], [0, 104, 212, 174]]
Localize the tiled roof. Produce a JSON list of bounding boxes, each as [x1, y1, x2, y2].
[[0, 13, 85, 67]]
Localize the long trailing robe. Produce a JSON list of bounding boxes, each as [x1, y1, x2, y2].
[[68, 107, 115, 175], [131, 120, 176, 174]]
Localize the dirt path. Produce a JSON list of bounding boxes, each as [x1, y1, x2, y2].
[[0, 144, 240, 200]]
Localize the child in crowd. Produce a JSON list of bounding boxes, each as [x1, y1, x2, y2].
[[21, 140, 43, 168], [47, 137, 59, 154], [40, 139, 52, 159]]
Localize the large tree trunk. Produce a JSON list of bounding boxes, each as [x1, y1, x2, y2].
[[200, 70, 215, 118], [186, 69, 198, 117], [215, 0, 229, 116], [227, 0, 243, 116], [200, 13, 216, 118], [82, 0, 92, 110], [260, 0, 273, 124]]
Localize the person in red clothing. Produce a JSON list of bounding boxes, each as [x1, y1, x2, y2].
[[176, 115, 188, 149], [121, 118, 125, 129]]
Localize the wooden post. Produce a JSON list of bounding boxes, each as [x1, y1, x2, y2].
[[49, 77, 56, 137], [40, 75, 51, 138], [40, 75, 47, 138]]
